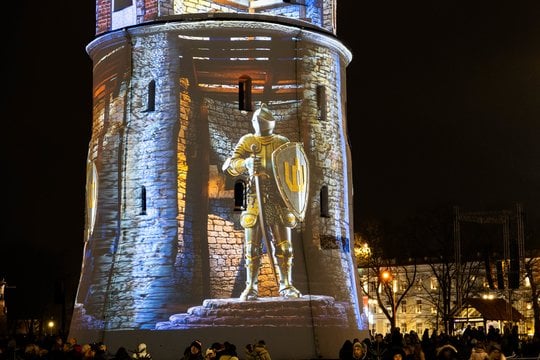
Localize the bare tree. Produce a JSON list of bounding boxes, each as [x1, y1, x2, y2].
[[414, 257, 483, 333], [376, 263, 417, 331], [393, 206, 484, 333], [354, 219, 417, 331], [523, 252, 540, 338]]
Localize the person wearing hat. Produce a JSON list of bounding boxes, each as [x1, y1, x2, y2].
[[351, 341, 370, 360], [181, 340, 203, 360], [223, 103, 303, 300]]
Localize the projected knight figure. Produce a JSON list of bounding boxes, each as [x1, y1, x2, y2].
[[222, 103, 309, 300]]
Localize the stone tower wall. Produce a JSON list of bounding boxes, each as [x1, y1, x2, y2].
[[74, 20, 359, 333]]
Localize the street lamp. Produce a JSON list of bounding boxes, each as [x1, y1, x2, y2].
[[380, 269, 397, 329], [48, 320, 54, 336], [381, 270, 392, 283]]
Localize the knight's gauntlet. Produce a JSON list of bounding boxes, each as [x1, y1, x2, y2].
[[223, 157, 247, 177]]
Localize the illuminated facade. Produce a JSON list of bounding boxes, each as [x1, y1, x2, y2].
[[359, 262, 534, 337], [70, 1, 364, 358]]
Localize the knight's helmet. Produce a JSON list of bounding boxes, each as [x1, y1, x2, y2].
[[251, 103, 275, 135], [70, 1, 365, 358]]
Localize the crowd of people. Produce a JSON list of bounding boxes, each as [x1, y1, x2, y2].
[[0, 335, 273, 360], [1, 326, 539, 360], [339, 326, 540, 360]]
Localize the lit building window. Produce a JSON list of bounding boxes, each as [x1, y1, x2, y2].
[[401, 300, 407, 313], [430, 277, 438, 290], [370, 281, 377, 293], [415, 279, 423, 291], [399, 279, 407, 291], [416, 300, 422, 314]]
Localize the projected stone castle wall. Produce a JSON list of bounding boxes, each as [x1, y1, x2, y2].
[[71, 1, 364, 358], [97, 0, 335, 35]]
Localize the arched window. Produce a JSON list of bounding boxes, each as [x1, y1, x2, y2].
[[234, 180, 246, 211], [238, 75, 252, 111], [140, 186, 147, 215], [146, 80, 156, 112], [320, 185, 329, 217]]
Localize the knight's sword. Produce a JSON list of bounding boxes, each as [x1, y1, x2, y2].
[[250, 143, 279, 289]]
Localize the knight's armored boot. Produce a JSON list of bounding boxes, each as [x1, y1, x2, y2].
[[275, 252, 302, 298], [240, 254, 261, 300]]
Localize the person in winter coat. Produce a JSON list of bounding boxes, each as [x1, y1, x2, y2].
[[370, 334, 389, 360], [245, 340, 271, 360], [339, 340, 353, 360], [469, 341, 489, 360], [487, 344, 506, 360], [216, 342, 238, 360], [181, 341, 203, 360], [352, 341, 369, 360]]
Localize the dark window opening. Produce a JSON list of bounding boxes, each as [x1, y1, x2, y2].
[[114, 0, 133, 12], [239, 76, 252, 111], [316, 85, 326, 121], [320, 185, 330, 217], [146, 80, 156, 112], [140, 186, 147, 215], [234, 180, 246, 211]]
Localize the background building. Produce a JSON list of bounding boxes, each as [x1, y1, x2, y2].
[[359, 261, 534, 337]]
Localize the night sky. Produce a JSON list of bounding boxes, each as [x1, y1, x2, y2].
[[2, 1, 539, 320]]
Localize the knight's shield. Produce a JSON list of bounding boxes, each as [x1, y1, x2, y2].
[[272, 142, 309, 221]]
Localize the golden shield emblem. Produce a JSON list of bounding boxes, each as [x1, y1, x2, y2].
[[272, 142, 309, 221]]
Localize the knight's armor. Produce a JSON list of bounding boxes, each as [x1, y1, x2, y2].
[[223, 104, 301, 300]]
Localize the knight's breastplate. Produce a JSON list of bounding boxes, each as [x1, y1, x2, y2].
[[244, 136, 297, 228], [257, 142, 276, 179]]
